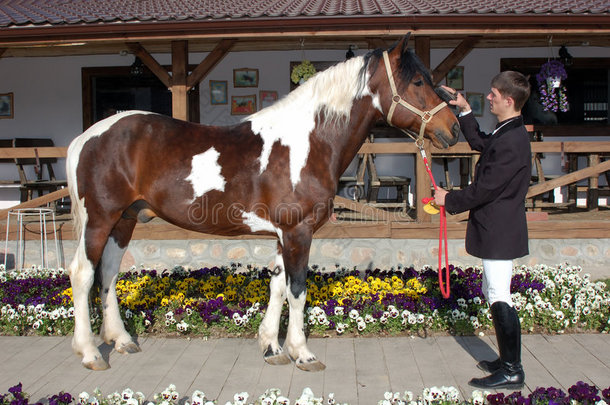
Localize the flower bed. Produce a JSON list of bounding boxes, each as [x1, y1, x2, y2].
[[2, 381, 610, 405], [0, 263, 608, 337], [1, 264, 609, 404]]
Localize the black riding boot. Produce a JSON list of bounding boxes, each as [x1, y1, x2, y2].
[[470, 301, 525, 389]]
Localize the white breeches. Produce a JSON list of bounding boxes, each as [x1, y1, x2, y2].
[[481, 259, 514, 307]]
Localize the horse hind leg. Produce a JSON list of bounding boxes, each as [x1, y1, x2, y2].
[[70, 222, 115, 370], [99, 217, 141, 355], [282, 226, 326, 372], [258, 244, 290, 365]]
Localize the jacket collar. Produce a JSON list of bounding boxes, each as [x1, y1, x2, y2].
[[492, 115, 524, 137]]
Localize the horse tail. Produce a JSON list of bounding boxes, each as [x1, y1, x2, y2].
[[66, 136, 87, 251]]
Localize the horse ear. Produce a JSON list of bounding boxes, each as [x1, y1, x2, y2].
[[401, 32, 412, 53]]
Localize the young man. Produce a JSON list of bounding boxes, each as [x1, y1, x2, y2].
[[435, 71, 531, 389]]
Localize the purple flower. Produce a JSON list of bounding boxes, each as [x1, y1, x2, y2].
[[568, 381, 600, 403]]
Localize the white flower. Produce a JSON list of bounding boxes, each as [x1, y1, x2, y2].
[[388, 305, 399, 318], [233, 392, 249, 405], [78, 392, 90, 405], [122, 388, 134, 400], [357, 320, 366, 331], [334, 306, 344, 316], [348, 309, 359, 320]]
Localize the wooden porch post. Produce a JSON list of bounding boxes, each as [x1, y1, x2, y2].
[[171, 40, 189, 121], [415, 36, 432, 222]]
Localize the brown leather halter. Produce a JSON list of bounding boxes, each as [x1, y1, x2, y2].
[[383, 51, 449, 148]]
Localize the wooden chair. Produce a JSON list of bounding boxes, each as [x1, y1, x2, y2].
[[12, 138, 68, 207], [364, 135, 411, 213], [527, 127, 574, 211]]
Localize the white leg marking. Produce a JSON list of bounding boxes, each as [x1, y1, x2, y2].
[[285, 281, 315, 363], [258, 253, 286, 355], [185, 147, 226, 203], [99, 237, 139, 353], [69, 240, 105, 367]]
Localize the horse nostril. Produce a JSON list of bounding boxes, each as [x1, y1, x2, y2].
[[452, 123, 462, 140]]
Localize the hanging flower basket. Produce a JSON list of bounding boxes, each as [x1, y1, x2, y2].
[[536, 60, 569, 113], [291, 60, 317, 84]]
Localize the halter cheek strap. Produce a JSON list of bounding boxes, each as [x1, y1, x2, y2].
[[382, 51, 448, 146]]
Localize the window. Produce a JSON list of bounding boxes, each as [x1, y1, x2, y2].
[[501, 58, 609, 131], [81, 66, 200, 129]]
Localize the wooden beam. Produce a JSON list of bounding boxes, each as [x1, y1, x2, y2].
[[333, 195, 390, 222], [125, 42, 171, 88], [187, 39, 236, 89], [414, 36, 431, 68], [366, 37, 388, 50], [432, 36, 481, 86], [0, 188, 69, 220], [526, 159, 610, 198], [0, 147, 67, 159], [171, 40, 189, 121]]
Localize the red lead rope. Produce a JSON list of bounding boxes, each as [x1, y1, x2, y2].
[[420, 150, 451, 299]]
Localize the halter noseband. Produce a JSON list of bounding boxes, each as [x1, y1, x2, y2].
[[382, 51, 449, 147]]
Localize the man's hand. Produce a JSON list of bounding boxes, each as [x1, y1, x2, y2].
[[441, 85, 471, 114], [434, 188, 448, 206]]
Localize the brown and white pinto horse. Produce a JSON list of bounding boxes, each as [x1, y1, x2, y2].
[[66, 34, 460, 371]]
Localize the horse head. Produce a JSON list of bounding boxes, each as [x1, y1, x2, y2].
[[369, 33, 461, 148]]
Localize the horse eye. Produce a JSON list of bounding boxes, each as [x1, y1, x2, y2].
[[413, 79, 424, 87]]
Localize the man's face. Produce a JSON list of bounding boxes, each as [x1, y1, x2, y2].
[[486, 87, 512, 118]]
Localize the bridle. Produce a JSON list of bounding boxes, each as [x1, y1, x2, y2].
[[382, 51, 450, 148], [382, 50, 453, 299]]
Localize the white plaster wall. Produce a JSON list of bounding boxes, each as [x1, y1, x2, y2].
[[0, 45, 608, 207]]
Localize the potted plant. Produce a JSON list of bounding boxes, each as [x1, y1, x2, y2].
[[536, 60, 569, 113], [291, 60, 317, 84]]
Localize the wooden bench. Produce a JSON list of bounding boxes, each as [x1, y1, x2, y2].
[[0, 138, 69, 212]]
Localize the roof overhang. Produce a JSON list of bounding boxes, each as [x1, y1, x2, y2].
[[1, 14, 609, 57]]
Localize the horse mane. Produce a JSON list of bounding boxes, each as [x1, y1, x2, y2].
[[366, 45, 434, 87], [246, 55, 369, 129], [246, 46, 432, 131]]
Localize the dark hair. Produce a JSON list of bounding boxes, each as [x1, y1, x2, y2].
[[491, 71, 531, 111]]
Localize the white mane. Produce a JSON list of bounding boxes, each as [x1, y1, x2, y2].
[[247, 55, 368, 127]]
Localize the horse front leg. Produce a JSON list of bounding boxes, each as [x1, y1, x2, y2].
[[258, 243, 291, 365], [99, 219, 141, 355], [283, 224, 326, 372]]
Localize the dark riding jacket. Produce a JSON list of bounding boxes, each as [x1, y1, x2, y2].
[[445, 113, 531, 260]]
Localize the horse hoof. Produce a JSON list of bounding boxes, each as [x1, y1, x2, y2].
[[264, 352, 292, 365], [296, 359, 326, 372], [116, 342, 141, 354], [263, 346, 291, 365], [83, 357, 110, 371]]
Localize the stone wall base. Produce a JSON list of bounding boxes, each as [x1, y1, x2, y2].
[[4, 238, 609, 280]]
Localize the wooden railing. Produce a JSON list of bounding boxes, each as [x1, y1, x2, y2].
[[1, 142, 609, 221]]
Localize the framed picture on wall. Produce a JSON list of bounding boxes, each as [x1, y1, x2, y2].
[[259, 90, 278, 109], [233, 68, 259, 87], [446, 66, 464, 90], [0, 92, 14, 119], [231, 94, 257, 115], [209, 80, 228, 105], [466, 92, 484, 116]]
